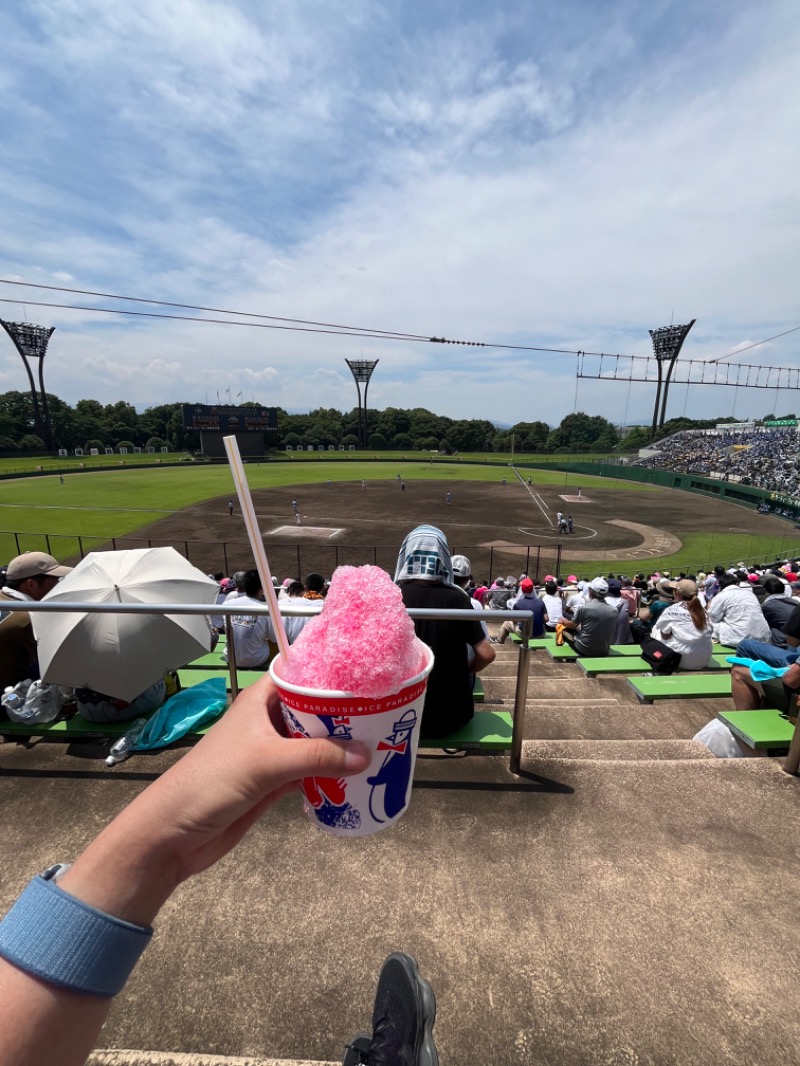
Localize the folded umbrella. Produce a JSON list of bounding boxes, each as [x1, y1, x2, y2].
[[33, 548, 217, 701]]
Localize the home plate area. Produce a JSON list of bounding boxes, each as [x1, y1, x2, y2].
[[559, 495, 591, 503], [264, 526, 345, 539]]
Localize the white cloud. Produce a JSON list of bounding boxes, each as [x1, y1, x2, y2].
[[0, 0, 798, 426]]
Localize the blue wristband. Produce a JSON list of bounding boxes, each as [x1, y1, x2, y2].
[[0, 875, 153, 997]]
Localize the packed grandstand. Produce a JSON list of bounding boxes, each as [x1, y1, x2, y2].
[[635, 424, 800, 498]]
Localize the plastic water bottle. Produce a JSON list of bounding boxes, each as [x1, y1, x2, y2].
[[2, 687, 25, 717], [23, 681, 60, 723], [106, 718, 148, 766]]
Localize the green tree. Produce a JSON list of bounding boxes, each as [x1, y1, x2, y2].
[[368, 432, 388, 450], [18, 434, 45, 451], [620, 426, 651, 451]]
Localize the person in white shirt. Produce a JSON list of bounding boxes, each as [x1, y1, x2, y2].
[[280, 581, 322, 643], [652, 579, 714, 670], [707, 574, 771, 647], [540, 580, 563, 630], [224, 570, 273, 669]]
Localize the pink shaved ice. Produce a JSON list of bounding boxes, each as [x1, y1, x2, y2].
[[280, 565, 426, 697]]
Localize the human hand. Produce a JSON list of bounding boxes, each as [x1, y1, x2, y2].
[[59, 675, 370, 925]]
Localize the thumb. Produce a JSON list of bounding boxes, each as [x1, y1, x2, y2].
[[274, 736, 371, 785]]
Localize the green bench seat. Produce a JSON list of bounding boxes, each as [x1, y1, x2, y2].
[[578, 655, 730, 677], [716, 709, 796, 751], [185, 669, 264, 690], [0, 709, 222, 741], [473, 675, 484, 703], [0, 703, 511, 754], [420, 710, 513, 751], [183, 651, 229, 669], [628, 674, 732, 703], [509, 632, 554, 647]]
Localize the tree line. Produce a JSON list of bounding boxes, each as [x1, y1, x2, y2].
[[0, 389, 770, 456]]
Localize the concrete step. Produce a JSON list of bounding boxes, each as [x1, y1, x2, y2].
[[516, 701, 713, 741], [482, 677, 627, 701], [88, 1054, 335, 1066], [521, 739, 715, 762]]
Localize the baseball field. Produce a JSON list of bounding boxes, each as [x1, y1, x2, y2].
[[2, 458, 799, 580]]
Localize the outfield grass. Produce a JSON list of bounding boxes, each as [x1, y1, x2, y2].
[[0, 453, 191, 474], [0, 449, 617, 475], [1, 459, 794, 572], [566, 531, 800, 577], [0, 462, 655, 560]]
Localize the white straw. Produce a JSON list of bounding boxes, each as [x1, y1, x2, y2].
[[223, 436, 291, 662]]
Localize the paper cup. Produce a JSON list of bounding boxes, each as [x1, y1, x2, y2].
[[269, 644, 434, 837]]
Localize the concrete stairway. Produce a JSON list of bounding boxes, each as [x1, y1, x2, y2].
[[481, 643, 717, 759]]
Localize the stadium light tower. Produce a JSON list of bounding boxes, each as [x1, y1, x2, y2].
[[0, 319, 56, 450], [649, 319, 696, 441], [345, 358, 379, 447]]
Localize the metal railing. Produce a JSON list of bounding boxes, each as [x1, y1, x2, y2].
[[1, 601, 534, 775], [0, 532, 562, 587]]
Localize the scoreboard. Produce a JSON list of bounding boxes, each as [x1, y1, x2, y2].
[[182, 405, 278, 433]]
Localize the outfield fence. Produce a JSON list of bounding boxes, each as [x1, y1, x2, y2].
[[0, 531, 564, 584]]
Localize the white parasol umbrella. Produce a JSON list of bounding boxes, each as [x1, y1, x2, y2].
[[33, 548, 218, 700]]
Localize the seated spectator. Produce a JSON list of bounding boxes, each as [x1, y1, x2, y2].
[[730, 659, 800, 716], [695, 657, 800, 758], [303, 573, 326, 600], [0, 552, 72, 691], [759, 575, 798, 648], [485, 578, 511, 610], [281, 580, 321, 643], [561, 581, 585, 619], [704, 565, 725, 602], [736, 599, 800, 667], [540, 580, 563, 630], [395, 524, 494, 737], [226, 571, 246, 605], [707, 573, 771, 647], [472, 579, 489, 605], [224, 569, 273, 669], [559, 577, 617, 656], [277, 578, 293, 601], [452, 554, 488, 682], [209, 576, 236, 645], [490, 578, 545, 644], [652, 579, 714, 670], [75, 678, 166, 724], [640, 578, 677, 628], [606, 578, 633, 644], [619, 577, 640, 618]]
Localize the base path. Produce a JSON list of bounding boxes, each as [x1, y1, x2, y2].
[[561, 519, 682, 561]]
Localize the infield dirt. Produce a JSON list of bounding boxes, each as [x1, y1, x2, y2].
[[103, 477, 800, 581]]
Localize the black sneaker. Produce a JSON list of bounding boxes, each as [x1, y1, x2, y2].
[[343, 952, 438, 1066]]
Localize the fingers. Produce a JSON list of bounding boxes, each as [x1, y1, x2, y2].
[[271, 736, 371, 788]]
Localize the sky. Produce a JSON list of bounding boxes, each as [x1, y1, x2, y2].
[[1, 0, 798, 426]]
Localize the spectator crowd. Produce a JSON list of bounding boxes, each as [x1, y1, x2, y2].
[[4, 540, 800, 756], [635, 427, 800, 498]]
